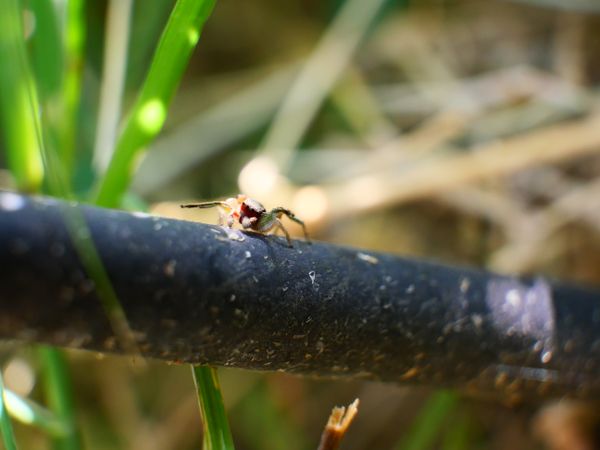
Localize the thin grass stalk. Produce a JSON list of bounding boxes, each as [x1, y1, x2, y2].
[[256, 0, 389, 172], [28, 0, 84, 183], [3, 389, 69, 437], [192, 366, 235, 450], [0, 3, 81, 449], [92, 0, 134, 174], [27, 0, 70, 181], [28, 0, 140, 368], [39, 347, 81, 450], [59, 0, 86, 177], [61, 207, 140, 355], [28, 0, 62, 99], [93, 0, 216, 208]]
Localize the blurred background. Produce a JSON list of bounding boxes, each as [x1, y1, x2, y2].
[[2, 0, 600, 448]]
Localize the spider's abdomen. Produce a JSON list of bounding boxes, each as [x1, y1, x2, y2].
[[239, 198, 265, 228]]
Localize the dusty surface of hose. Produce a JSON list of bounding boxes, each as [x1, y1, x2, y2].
[[0, 192, 599, 401]]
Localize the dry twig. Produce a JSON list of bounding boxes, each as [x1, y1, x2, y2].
[[317, 399, 360, 450]]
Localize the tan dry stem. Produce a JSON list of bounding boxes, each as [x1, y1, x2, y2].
[[317, 399, 360, 450], [324, 113, 600, 221]]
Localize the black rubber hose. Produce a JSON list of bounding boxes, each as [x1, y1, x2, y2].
[[0, 192, 599, 401]]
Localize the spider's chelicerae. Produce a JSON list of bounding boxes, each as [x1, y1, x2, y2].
[[181, 194, 310, 247]]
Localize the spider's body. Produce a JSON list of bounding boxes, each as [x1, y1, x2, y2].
[[181, 194, 310, 247]]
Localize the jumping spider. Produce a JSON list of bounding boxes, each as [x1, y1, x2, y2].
[[181, 194, 310, 247]]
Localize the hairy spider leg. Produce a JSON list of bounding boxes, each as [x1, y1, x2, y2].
[[272, 207, 311, 243], [274, 219, 292, 247], [180, 201, 234, 227], [180, 201, 232, 209]]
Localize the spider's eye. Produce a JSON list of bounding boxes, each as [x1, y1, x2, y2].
[[242, 199, 265, 214], [240, 199, 265, 222]]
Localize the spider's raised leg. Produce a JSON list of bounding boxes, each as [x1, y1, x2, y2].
[[272, 207, 311, 244], [181, 201, 233, 227], [180, 201, 231, 210]]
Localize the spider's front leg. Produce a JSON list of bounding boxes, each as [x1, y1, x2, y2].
[[181, 201, 235, 228], [180, 201, 231, 210]]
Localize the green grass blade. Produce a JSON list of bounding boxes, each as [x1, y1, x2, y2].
[[0, 0, 45, 192], [192, 366, 235, 450], [26, 0, 138, 354], [60, 0, 86, 177], [0, 370, 18, 450], [39, 347, 81, 450], [28, 0, 63, 100], [0, 3, 81, 449], [29, 0, 85, 182], [28, 0, 64, 181], [62, 209, 140, 354], [4, 389, 70, 437], [93, 0, 216, 208], [29, 10, 140, 363], [126, 0, 176, 90], [395, 391, 459, 450]]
